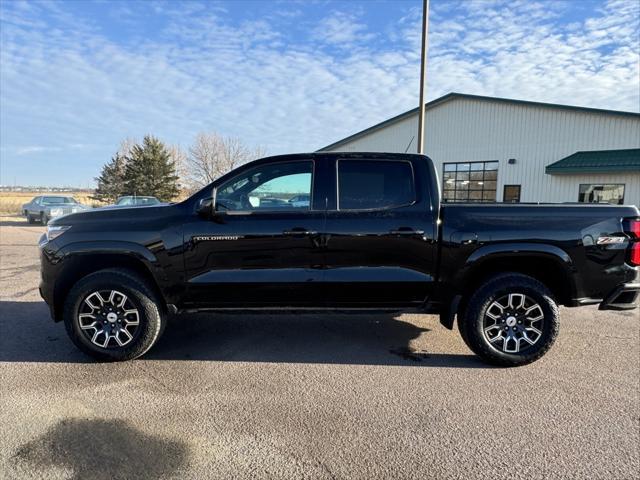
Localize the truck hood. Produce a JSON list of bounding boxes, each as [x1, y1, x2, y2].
[[99, 203, 168, 210], [48, 203, 178, 226]]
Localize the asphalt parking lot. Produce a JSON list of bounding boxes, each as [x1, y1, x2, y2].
[[0, 215, 638, 479]]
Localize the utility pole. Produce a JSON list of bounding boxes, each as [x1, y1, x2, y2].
[[417, 0, 430, 154]]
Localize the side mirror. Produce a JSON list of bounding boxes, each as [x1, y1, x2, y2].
[[196, 187, 219, 218], [196, 197, 213, 217]]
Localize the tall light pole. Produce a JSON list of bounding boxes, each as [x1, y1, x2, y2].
[[417, 0, 430, 154]]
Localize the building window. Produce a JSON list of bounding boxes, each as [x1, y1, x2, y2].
[[442, 161, 498, 202], [578, 184, 625, 205], [503, 185, 521, 203]]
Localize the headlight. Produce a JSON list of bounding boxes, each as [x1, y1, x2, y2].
[[49, 208, 63, 216], [46, 225, 71, 242]]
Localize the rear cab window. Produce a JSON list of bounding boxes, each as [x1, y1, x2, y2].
[[337, 159, 416, 211]]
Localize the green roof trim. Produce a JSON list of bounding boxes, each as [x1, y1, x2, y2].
[[317, 92, 640, 152], [545, 148, 640, 175]]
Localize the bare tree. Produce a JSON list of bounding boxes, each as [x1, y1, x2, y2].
[[167, 144, 189, 196], [183, 132, 265, 191], [117, 137, 137, 158]]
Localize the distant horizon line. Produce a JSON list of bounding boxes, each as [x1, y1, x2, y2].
[[0, 185, 95, 191]]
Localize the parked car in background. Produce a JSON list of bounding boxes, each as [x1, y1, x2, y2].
[[22, 195, 90, 224], [288, 194, 310, 208], [112, 196, 161, 207], [256, 197, 288, 208]]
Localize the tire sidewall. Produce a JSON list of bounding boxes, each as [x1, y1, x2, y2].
[[63, 271, 163, 361], [463, 275, 559, 366]]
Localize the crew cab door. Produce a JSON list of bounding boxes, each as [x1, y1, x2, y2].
[[323, 156, 437, 307], [182, 158, 326, 307]]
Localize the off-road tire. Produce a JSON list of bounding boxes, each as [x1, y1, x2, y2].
[[458, 273, 559, 367], [63, 269, 165, 361]]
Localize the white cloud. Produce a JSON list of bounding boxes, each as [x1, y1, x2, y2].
[[0, 0, 638, 185], [421, 0, 640, 113], [312, 11, 375, 46], [15, 146, 59, 156]]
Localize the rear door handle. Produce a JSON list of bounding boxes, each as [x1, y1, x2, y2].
[[283, 228, 318, 236], [389, 228, 425, 235]]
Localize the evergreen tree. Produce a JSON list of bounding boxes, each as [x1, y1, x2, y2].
[[123, 135, 180, 201], [93, 153, 127, 203]]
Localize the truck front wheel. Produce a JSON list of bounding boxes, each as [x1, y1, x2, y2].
[[458, 273, 559, 367], [63, 269, 165, 361]]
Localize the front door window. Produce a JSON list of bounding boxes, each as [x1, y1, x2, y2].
[[216, 161, 313, 212]]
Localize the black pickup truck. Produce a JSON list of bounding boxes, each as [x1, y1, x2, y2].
[[39, 153, 640, 366]]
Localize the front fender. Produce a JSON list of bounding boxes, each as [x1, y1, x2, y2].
[[58, 240, 159, 267], [42, 241, 169, 322], [56, 240, 169, 285]]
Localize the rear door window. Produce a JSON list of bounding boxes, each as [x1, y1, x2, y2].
[[337, 160, 415, 210]]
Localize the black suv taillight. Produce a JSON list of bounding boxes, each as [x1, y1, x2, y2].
[[624, 218, 640, 266]]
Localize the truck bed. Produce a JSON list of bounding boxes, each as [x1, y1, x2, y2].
[[438, 202, 639, 306]]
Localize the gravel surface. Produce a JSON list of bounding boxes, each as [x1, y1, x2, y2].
[[1, 216, 638, 479]]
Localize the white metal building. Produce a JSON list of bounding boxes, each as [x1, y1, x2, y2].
[[318, 93, 640, 206]]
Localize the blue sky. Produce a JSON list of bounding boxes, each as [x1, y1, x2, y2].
[[1, 0, 639, 187]]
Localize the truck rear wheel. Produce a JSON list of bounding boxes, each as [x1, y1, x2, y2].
[[63, 269, 165, 361], [458, 273, 559, 367]]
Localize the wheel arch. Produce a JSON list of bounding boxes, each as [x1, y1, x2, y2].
[[440, 243, 577, 330], [52, 252, 167, 322], [461, 243, 576, 306]]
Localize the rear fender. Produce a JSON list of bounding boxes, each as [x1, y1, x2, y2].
[[439, 243, 578, 329]]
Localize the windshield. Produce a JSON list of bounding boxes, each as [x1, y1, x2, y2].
[[136, 197, 159, 205], [117, 196, 159, 206], [42, 197, 76, 204]]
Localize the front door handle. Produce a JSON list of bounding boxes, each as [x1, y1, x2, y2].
[[389, 228, 425, 236], [283, 228, 318, 236], [450, 231, 478, 245]]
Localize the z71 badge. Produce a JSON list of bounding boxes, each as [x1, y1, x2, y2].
[[193, 235, 241, 242], [596, 236, 625, 245]]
